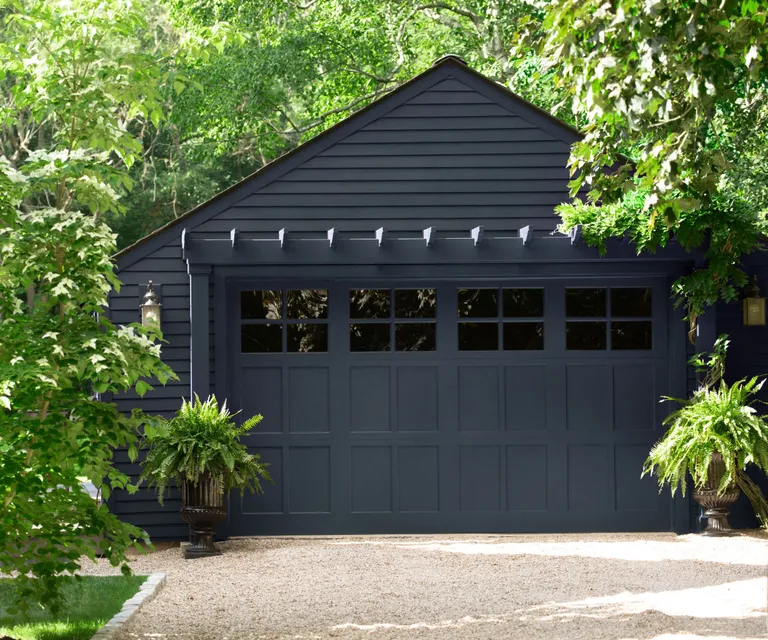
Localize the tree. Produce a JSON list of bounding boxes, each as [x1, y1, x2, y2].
[[0, 0, 183, 611], [531, 0, 768, 327]]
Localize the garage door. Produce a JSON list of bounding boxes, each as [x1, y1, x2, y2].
[[228, 279, 672, 534]]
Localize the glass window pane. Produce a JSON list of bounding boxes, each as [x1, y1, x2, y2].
[[566, 288, 606, 317], [350, 323, 390, 351], [395, 289, 436, 319], [611, 321, 652, 350], [566, 322, 607, 350], [458, 289, 498, 318], [287, 324, 328, 352], [503, 322, 544, 350], [287, 290, 328, 319], [611, 288, 652, 317], [241, 290, 281, 320], [241, 324, 282, 352], [458, 322, 499, 350], [350, 289, 390, 319], [395, 323, 436, 351], [503, 288, 544, 318]]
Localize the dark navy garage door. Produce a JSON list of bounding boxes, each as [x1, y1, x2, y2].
[[228, 279, 673, 534]]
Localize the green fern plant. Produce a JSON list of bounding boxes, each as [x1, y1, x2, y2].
[[643, 376, 768, 527], [139, 394, 271, 505]]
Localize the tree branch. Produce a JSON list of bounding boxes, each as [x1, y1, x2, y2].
[[287, 86, 396, 134]]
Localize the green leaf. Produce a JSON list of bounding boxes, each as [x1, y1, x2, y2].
[[135, 380, 152, 397]]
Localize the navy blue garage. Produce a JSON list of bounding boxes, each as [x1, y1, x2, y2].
[[109, 56, 764, 539]]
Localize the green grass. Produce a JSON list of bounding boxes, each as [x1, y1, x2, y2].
[[0, 575, 146, 640]]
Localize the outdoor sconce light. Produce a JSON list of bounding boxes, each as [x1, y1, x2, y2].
[[141, 281, 162, 328], [743, 276, 766, 326]]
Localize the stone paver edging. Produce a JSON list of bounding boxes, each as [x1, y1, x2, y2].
[[91, 573, 166, 640]]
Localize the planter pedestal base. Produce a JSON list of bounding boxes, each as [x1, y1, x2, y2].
[[692, 453, 740, 537], [180, 506, 226, 559], [694, 490, 741, 536]]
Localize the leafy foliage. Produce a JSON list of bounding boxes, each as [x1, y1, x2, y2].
[[0, 183, 176, 612], [139, 395, 271, 503], [0, 0, 181, 613], [532, 0, 768, 322], [643, 338, 768, 526], [689, 333, 730, 391]]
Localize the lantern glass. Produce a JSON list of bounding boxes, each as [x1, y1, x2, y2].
[[141, 281, 162, 329], [142, 303, 161, 327], [743, 297, 766, 326]]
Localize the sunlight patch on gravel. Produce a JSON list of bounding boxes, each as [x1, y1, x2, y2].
[[522, 578, 766, 620], [334, 615, 508, 633], [331, 534, 767, 566], [651, 636, 768, 640]]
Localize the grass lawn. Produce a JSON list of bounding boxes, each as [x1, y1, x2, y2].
[[0, 575, 146, 640]]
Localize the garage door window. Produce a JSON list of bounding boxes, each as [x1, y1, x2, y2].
[[350, 289, 436, 352], [458, 288, 544, 351], [241, 289, 328, 353], [566, 287, 652, 350]]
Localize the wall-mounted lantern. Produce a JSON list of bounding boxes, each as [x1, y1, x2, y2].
[[141, 281, 162, 329], [743, 276, 766, 326]]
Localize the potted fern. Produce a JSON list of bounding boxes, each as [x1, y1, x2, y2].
[[643, 336, 768, 535], [139, 395, 271, 558]]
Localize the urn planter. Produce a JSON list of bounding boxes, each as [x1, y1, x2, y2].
[[692, 452, 741, 536], [139, 396, 271, 560], [180, 473, 226, 559]]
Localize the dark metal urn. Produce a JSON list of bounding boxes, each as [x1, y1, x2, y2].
[[180, 473, 226, 559], [693, 452, 741, 536]]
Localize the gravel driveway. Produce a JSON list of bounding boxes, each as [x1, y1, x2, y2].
[[81, 533, 768, 639]]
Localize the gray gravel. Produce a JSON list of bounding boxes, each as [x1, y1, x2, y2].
[[80, 533, 768, 639]]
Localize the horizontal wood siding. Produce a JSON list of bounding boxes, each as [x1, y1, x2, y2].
[[111, 236, 189, 539], [194, 76, 574, 237]]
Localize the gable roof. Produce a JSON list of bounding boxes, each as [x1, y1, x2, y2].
[[116, 55, 582, 271]]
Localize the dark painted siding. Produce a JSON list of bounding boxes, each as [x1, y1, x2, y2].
[[715, 251, 768, 529], [110, 237, 189, 539], [193, 76, 572, 238]]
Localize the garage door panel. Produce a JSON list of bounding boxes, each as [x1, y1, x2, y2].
[[350, 366, 390, 432], [398, 446, 440, 512], [241, 447, 284, 514], [241, 367, 282, 433], [351, 446, 392, 513], [566, 365, 613, 431], [289, 367, 330, 433], [460, 445, 501, 511], [506, 445, 547, 510], [289, 447, 331, 513], [397, 366, 439, 431], [459, 366, 500, 431], [505, 365, 547, 430], [614, 364, 656, 431], [568, 445, 610, 511], [616, 445, 660, 511]]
